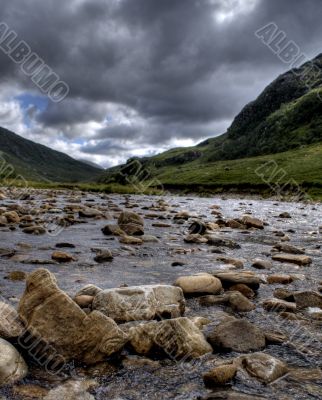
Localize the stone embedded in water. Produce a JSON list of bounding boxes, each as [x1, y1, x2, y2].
[[128, 317, 212, 359], [262, 298, 296, 312], [118, 211, 144, 236], [227, 291, 256, 312], [267, 274, 293, 285], [93, 249, 113, 263], [174, 273, 222, 295], [51, 251, 76, 263], [43, 380, 97, 400], [241, 215, 264, 229], [92, 284, 185, 322], [252, 258, 272, 270], [0, 338, 28, 387], [207, 319, 266, 353], [119, 235, 143, 245], [293, 291, 322, 309], [18, 269, 128, 365], [212, 271, 263, 290], [101, 224, 125, 236], [203, 363, 237, 386], [22, 225, 46, 235], [272, 253, 312, 266], [242, 353, 288, 383]]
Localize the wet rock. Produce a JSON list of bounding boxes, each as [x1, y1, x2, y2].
[[227, 291, 256, 312], [94, 249, 113, 263], [184, 234, 208, 244], [241, 215, 264, 229], [128, 317, 212, 358], [18, 269, 128, 364], [217, 257, 244, 268], [5, 271, 27, 281], [174, 273, 222, 295], [122, 355, 160, 369], [118, 211, 144, 236], [242, 353, 288, 383], [272, 253, 312, 266], [206, 235, 240, 249], [173, 211, 191, 220], [119, 235, 143, 245], [262, 298, 296, 312], [207, 319, 266, 352], [251, 258, 272, 270], [79, 208, 103, 218], [92, 284, 185, 322], [0, 302, 25, 338], [76, 285, 102, 297], [203, 363, 237, 386], [188, 220, 207, 235], [227, 284, 255, 299], [267, 274, 293, 285], [55, 242, 75, 248], [51, 251, 76, 263], [293, 291, 322, 309], [226, 219, 245, 229], [101, 224, 124, 236], [213, 271, 263, 290], [273, 288, 294, 301], [141, 235, 159, 243], [12, 384, 49, 399], [0, 338, 28, 386], [74, 295, 94, 308], [279, 211, 291, 218], [22, 225, 46, 235], [273, 243, 305, 254], [3, 211, 20, 223], [43, 380, 97, 400]]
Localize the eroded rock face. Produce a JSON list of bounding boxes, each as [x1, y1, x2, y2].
[[128, 317, 212, 359], [0, 338, 28, 386], [174, 273, 222, 295], [207, 319, 266, 353], [92, 285, 185, 322], [118, 211, 144, 236], [18, 269, 128, 365], [242, 353, 288, 383]]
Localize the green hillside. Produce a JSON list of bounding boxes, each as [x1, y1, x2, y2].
[[0, 127, 102, 182], [100, 54, 322, 197]]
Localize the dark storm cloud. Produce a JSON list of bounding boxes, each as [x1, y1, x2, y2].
[[1, 0, 322, 162]]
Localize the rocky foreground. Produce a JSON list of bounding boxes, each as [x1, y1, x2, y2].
[[0, 187, 321, 399]]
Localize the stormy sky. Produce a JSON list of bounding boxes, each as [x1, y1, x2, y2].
[[0, 0, 322, 167]]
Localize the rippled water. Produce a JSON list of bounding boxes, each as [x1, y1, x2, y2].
[[0, 190, 321, 399]]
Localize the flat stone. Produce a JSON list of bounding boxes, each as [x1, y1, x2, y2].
[[92, 284, 185, 322], [272, 253, 312, 266], [174, 273, 222, 295]]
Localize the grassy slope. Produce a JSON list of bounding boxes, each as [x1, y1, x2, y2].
[[0, 127, 102, 182]]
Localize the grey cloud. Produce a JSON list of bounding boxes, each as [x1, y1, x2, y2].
[[0, 0, 322, 164]]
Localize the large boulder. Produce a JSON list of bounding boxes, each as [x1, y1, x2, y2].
[[174, 273, 222, 295], [0, 338, 28, 386], [128, 317, 212, 359], [207, 319, 266, 353], [0, 302, 25, 339], [118, 211, 144, 236], [18, 269, 128, 365], [92, 285, 185, 323]]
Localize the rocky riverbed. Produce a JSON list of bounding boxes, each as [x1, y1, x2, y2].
[[0, 187, 321, 399]]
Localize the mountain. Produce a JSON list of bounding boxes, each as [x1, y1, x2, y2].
[[100, 53, 322, 194], [0, 127, 103, 182]]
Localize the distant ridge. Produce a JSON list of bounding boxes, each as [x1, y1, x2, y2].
[[0, 127, 102, 182]]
